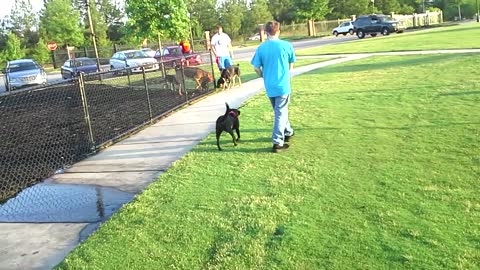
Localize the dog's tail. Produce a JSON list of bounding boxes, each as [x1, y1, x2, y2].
[[224, 102, 230, 116]]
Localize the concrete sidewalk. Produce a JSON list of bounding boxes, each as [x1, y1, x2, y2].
[[0, 56, 366, 270]]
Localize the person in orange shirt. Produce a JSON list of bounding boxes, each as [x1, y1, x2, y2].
[[180, 40, 191, 54]]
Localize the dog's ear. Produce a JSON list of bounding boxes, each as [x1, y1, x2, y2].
[[225, 102, 230, 111]]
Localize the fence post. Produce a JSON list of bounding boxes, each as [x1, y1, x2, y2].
[[142, 67, 153, 123], [180, 64, 188, 102], [205, 30, 217, 88], [78, 73, 95, 149], [51, 50, 57, 69]]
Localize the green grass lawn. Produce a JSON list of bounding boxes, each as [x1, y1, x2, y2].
[[57, 53, 479, 269], [297, 23, 480, 55]]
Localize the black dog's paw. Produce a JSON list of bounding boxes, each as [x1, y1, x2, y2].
[[236, 138, 240, 142]]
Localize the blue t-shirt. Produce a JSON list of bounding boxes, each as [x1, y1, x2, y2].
[[251, 39, 296, 97]]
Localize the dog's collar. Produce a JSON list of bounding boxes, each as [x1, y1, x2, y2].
[[228, 110, 238, 117]]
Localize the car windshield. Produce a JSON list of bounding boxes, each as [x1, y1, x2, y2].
[[167, 47, 183, 56], [8, 62, 38, 72], [125, 51, 149, 59], [72, 59, 96, 67]]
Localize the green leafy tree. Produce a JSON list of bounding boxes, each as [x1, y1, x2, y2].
[[31, 37, 51, 64], [374, 0, 402, 14], [267, 0, 296, 23], [185, 0, 219, 39], [294, 0, 331, 20], [1, 33, 26, 61], [98, 0, 124, 25], [218, 0, 248, 38], [39, 0, 84, 47], [9, 0, 38, 37], [328, 0, 371, 18], [125, 0, 190, 42], [242, 0, 273, 35], [8, 0, 39, 49]]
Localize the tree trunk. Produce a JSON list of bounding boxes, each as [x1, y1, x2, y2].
[[458, 4, 462, 20]]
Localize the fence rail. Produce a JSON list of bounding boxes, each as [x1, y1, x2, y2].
[[0, 52, 217, 202]]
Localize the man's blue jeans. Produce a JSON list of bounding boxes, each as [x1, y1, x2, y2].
[[269, 94, 294, 146]]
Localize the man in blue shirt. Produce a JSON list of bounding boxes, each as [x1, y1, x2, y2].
[[251, 21, 296, 153]]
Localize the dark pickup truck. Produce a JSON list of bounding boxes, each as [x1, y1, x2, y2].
[[353, 14, 406, 39]]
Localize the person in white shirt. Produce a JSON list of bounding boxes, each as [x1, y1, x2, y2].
[[210, 25, 234, 71]]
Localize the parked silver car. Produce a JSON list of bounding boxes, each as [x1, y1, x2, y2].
[[110, 50, 159, 73], [2, 59, 47, 91]]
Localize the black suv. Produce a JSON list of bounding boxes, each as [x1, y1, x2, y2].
[[353, 15, 406, 39]]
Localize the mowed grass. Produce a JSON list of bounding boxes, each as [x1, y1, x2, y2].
[[297, 23, 480, 55], [57, 54, 479, 269]]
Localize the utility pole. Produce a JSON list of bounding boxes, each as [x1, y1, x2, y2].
[[371, 0, 375, 13], [85, 0, 101, 72]]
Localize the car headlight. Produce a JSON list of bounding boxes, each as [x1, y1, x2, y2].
[[9, 78, 18, 83]]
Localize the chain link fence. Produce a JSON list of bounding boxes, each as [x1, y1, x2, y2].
[[0, 51, 217, 202]]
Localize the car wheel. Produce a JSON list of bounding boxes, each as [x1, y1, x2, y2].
[[357, 30, 365, 39], [382, 28, 390, 36], [333, 31, 338, 37], [371, 33, 377, 37], [349, 29, 354, 35]]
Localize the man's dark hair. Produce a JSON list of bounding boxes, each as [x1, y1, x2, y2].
[[265, 21, 280, 36]]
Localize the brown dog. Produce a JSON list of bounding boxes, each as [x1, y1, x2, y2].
[[175, 67, 214, 95]]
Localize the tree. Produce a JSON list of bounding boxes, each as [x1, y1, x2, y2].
[[328, 0, 371, 19], [267, 0, 296, 23], [31, 37, 51, 64], [218, 0, 248, 38], [1, 33, 26, 61], [125, 0, 190, 43], [185, 0, 219, 38], [8, 0, 39, 49], [242, 0, 273, 35], [294, 0, 331, 20], [98, 0, 124, 25], [39, 0, 84, 47], [8, 0, 38, 37], [374, 0, 402, 14]]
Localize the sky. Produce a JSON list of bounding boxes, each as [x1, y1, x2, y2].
[[1, 0, 44, 18]]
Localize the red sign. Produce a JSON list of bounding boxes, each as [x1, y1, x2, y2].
[[47, 42, 57, 51]]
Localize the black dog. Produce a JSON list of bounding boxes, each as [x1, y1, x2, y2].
[[216, 103, 241, 151], [217, 64, 241, 90]]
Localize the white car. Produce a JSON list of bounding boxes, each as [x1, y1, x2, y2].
[[141, 48, 156, 58], [110, 50, 159, 73], [247, 33, 261, 41], [332, 21, 355, 36]]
